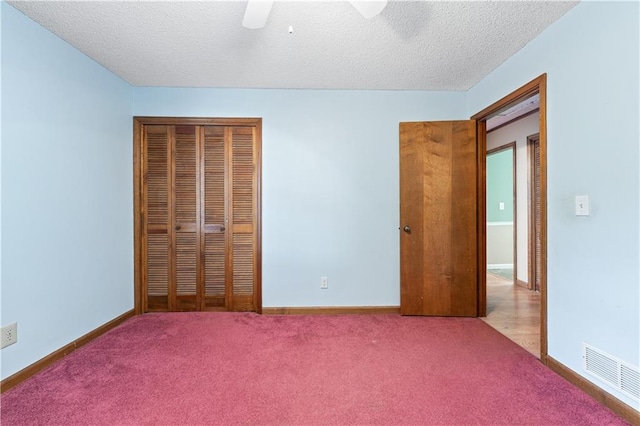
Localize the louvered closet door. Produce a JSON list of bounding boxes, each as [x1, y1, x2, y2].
[[141, 120, 260, 313], [202, 126, 257, 311], [203, 126, 227, 309], [144, 125, 170, 311], [144, 125, 200, 311], [533, 138, 541, 293], [229, 127, 257, 311], [174, 125, 199, 311]]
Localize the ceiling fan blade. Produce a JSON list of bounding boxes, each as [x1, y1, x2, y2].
[[349, 0, 388, 19], [243, 0, 274, 29]]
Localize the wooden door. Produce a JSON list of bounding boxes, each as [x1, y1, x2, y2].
[[174, 125, 200, 310], [399, 121, 478, 316], [202, 126, 259, 311], [202, 126, 227, 309], [143, 125, 171, 311], [137, 118, 261, 313], [528, 134, 541, 292]]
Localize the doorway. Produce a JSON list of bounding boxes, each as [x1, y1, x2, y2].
[[486, 143, 516, 283], [483, 114, 541, 357], [472, 74, 548, 361]]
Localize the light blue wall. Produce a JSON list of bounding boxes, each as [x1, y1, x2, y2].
[[486, 148, 513, 223], [1, 3, 134, 379], [468, 1, 640, 409], [134, 88, 466, 307]]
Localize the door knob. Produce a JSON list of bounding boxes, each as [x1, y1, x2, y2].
[[220, 227, 225, 232], [175, 225, 181, 231], [403, 225, 411, 233]]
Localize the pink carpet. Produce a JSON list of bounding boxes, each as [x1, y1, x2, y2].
[[0, 313, 627, 425]]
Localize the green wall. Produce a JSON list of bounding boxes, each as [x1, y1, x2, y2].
[[486, 148, 513, 222]]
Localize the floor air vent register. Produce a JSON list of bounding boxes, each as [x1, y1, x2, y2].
[[583, 343, 640, 402]]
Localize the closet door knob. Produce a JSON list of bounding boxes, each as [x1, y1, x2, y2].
[[403, 225, 411, 233], [175, 225, 181, 231]]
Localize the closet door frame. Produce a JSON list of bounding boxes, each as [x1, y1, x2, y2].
[[133, 117, 262, 314]]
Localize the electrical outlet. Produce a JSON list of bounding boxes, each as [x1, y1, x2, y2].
[[1, 322, 18, 349], [320, 277, 328, 289]]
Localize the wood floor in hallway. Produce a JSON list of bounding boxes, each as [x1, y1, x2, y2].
[[481, 273, 541, 358]]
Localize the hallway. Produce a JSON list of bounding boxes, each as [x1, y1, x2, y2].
[[482, 272, 541, 358]]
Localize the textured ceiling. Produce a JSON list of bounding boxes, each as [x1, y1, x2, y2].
[[7, 1, 578, 90]]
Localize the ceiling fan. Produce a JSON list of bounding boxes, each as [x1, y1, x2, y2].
[[242, 0, 388, 29]]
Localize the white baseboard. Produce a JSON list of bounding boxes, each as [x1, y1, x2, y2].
[[487, 263, 514, 269]]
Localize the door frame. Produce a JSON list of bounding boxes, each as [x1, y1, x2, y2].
[[472, 74, 547, 361], [133, 116, 263, 314], [486, 142, 517, 286]]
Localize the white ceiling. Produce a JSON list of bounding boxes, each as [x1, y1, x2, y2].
[[7, 1, 578, 91]]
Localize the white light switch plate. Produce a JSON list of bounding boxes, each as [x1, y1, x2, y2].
[[575, 195, 590, 216]]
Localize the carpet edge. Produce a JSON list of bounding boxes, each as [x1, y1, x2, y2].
[[0, 309, 136, 393]]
